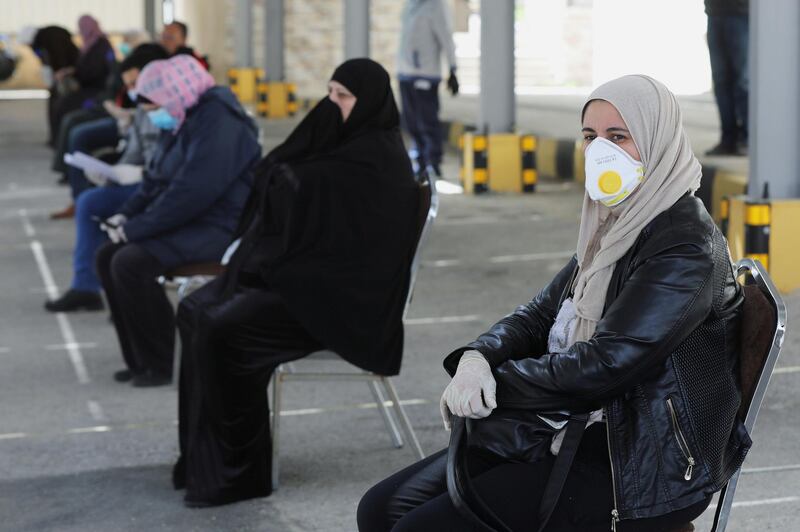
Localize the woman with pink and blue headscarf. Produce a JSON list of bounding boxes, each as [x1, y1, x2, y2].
[[49, 15, 115, 138], [95, 54, 261, 388]]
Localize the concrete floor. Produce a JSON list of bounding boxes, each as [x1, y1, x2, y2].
[[0, 95, 797, 531]]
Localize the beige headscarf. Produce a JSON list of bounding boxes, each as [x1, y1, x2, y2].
[[571, 75, 702, 343]]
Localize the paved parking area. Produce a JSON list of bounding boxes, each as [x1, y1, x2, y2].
[[0, 96, 797, 531]]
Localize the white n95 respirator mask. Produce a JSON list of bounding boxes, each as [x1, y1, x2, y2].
[[584, 137, 645, 207]]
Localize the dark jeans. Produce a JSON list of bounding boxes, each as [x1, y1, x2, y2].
[[72, 184, 138, 293], [399, 78, 442, 168], [52, 107, 109, 173], [95, 242, 174, 376], [49, 88, 102, 151], [358, 425, 712, 532], [707, 14, 749, 146], [65, 117, 119, 199], [174, 277, 322, 504]]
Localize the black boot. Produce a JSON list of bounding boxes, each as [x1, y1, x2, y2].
[[45, 290, 104, 312], [131, 370, 172, 388]]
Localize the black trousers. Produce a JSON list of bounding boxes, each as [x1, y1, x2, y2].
[[96, 242, 174, 376], [358, 425, 712, 532], [399, 78, 442, 168], [174, 276, 322, 505]]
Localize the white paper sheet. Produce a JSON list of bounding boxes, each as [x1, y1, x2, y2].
[[63, 151, 119, 183]]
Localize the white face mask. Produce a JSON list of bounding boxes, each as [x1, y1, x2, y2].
[[584, 137, 645, 207], [40, 66, 53, 87]]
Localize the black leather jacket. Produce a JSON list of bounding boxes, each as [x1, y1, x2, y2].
[[444, 196, 751, 523]]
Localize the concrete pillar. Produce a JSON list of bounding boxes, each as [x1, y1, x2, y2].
[[344, 0, 370, 59], [265, 0, 285, 80], [234, 0, 253, 67], [749, 0, 800, 199], [144, 0, 158, 40], [479, 0, 515, 133]]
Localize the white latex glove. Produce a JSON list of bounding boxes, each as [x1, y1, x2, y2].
[[111, 164, 143, 185], [100, 214, 128, 244], [439, 351, 497, 430], [84, 170, 108, 187]]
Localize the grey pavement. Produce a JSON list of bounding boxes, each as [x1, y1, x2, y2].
[[0, 95, 797, 531]]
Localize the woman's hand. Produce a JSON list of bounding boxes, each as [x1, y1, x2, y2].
[[54, 67, 75, 81], [439, 350, 497, 430]]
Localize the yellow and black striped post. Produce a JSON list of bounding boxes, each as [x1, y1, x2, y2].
[[459, 133, 489, 194], [256, 81, 298, 119], [521, 134, 537, 192], [744, 200, 770, 270], [228, 68, 263, 103], [720, 196, 730, 238]]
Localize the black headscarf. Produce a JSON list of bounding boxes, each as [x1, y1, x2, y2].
[[31, 26, 79, 72], [227, 58, 419, 376]]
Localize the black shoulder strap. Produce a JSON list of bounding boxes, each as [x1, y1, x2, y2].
[[536, 413, 589, 532]]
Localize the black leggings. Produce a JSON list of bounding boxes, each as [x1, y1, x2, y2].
[[357, 425, 711, 532]]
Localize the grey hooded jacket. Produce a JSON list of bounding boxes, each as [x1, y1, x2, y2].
[[397, 0, 457, 80]]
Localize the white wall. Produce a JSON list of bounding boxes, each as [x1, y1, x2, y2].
[[0, 0, 143, 34]]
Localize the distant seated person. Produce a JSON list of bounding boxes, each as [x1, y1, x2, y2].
[[49, 15, 115, 143], [171, 59, 420, 507], [44, 45, 167, 313], [95, 55, 260, 387], [160, 21, 209, 70], [49, 43, 168, 221], [29, 25, 79, 145]]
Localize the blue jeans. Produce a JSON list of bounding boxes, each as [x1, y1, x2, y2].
[[65, 117, 119, 200], [399, 78, 442, 168], [707, 15, 749, 146], [72, 184, 139, 292]]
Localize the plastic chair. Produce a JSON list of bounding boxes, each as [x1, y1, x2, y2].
[[270, 174, 439, 490], [710, 258, 787, 531]]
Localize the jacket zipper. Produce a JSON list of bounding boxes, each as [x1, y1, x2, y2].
[[604, 405, 619, 532], [666, 397, 696, 481]]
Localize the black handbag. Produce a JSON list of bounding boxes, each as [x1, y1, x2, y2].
[[446, 262, 590, 531], [448, 412, 590, 532]]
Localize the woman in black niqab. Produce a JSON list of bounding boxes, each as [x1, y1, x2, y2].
[[173, 59, 420, 507]]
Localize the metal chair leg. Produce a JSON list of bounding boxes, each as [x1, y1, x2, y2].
[[367, 380, 404, 448], [382, 377, 425, 459], [271, 366, 284, 491]]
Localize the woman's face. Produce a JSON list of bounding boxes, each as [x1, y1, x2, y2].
[[328, 80, 357, 122], [582, 100, 641, 161]]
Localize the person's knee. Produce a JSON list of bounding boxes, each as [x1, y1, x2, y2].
[[357, 482, 395, 532]]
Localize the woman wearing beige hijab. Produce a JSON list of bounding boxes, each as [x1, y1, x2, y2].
[[359, 75, 749, 532]]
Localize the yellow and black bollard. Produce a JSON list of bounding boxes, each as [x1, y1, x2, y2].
[[720, 196, 730, 238], [459, 133, 489, 194], [521, 135, 537, 192], [228, 68, 263, 103], [256, 81, 298, 119], [744, 200, 770, 270]]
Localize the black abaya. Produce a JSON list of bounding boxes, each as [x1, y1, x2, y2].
[[176, 59, 420, 506]]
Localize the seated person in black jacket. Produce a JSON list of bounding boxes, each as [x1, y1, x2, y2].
[[172, 59, 420, 508], [358, 76, 750, 532], [95, 55, 261, 387]]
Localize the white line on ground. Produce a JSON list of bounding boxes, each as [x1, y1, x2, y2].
[[0, 399, 432, 441], [0, 347, 10, 353], [423, 250, 574, 268], [87, 400, 106, 422], [774, 366, 800, 375], [45, 342, 97, 351], [489, 250, 575, 263], [0, 89, 49, 100], [28, 240, 91, 384], [405, 315, 481, 325], [731, 496, 800, 508], [18, 209, 35, 237], [742, 463, 800, 475]]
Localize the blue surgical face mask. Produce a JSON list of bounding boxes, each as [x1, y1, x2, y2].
[[127, 89, 137, 103], [119, 42, 132, 57], [147, 108, 178, 130]]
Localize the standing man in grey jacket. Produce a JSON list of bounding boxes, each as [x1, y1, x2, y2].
[[398, 0, 459, 178]]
